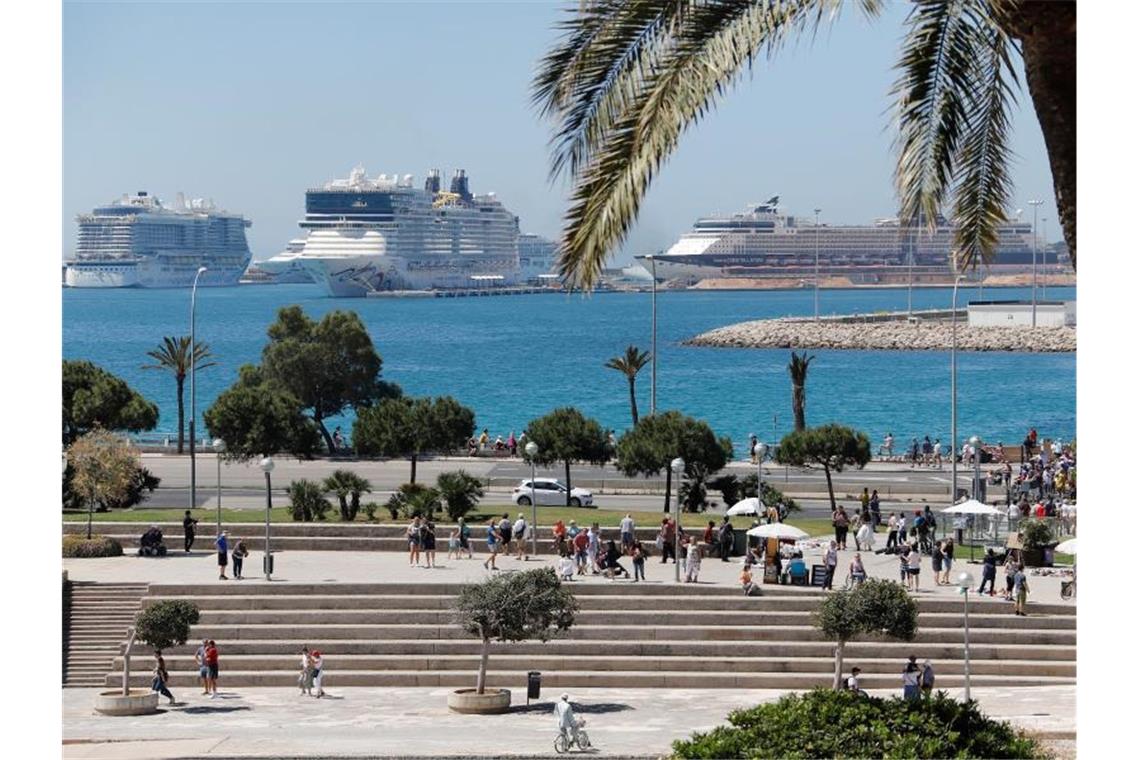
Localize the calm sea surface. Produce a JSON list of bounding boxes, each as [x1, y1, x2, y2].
[[63, 284, 1075, 452]]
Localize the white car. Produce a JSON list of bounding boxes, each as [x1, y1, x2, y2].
[[512, 478, 594, 507]]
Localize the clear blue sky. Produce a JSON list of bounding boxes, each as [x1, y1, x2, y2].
[[63, 1, 1056, 264]]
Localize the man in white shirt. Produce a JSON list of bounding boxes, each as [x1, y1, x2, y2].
[[554, 693, 578, 740], [620, 514, 635, 551], [513, 514, 528, 559], [846, 667, 864, 694]]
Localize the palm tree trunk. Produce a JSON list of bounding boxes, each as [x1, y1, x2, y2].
[[833, 639, 846, 690], [175, 377, 185, 454], [338, 495, 350, 522], [1004, 1, 1076, 268], [410, 454, 418, 485], [628, 377, 639, 425], [476, 635, 490, 694], [823, 464, 836, 512], [793, 384, 806, 432]]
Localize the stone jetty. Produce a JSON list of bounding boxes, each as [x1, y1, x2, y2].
[[686, 313, 1075, 352]]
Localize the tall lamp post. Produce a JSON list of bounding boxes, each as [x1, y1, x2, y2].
[[753, 441, 768, 514], [649, 253, 657, 415], [671, 457, 684, 583], [950, 269, 964, 506], [260, 456, 274, 580], [956, 571, 975, 701], [968, 435, 982, 501], [189, 265, 208, 511], [212, 438, 226, 534], [525, 441, 539, 557], [813, 208, 822, 321], [1028, 199, 1043, 327]]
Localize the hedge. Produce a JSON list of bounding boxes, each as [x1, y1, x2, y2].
[[62, 535, 123, 558], [672, 688, 1047, 759]]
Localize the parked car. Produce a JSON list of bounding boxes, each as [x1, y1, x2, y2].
[[512, 478, 593, 507]]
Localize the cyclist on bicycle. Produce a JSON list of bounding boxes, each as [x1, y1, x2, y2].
[[555, 693, 578, 740]]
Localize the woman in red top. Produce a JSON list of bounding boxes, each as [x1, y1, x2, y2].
[[204, 640, 220, 697]]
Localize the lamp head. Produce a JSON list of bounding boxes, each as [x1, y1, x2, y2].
[[212, 438, 226, 453], [956, 571, 975, 589], [753, 441, 768, 457], [671, 457, 685, 474], [259, 456, 275, 474], [968, 435, 980, 447], [525, 441, 538, 457], [197, 266, 208, 274]]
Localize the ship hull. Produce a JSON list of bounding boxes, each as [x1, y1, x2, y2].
[[65, 259, 248, 288]]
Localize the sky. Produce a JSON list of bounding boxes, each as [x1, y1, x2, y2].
[[63, 0, 1057, 265]]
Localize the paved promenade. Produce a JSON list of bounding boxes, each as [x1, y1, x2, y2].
[[63, 685, 1074, 759]]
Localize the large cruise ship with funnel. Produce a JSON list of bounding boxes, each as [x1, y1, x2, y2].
[[289, 166, 521, 296], [65, 192, 251, 288], [636, 197, 1062, 283]]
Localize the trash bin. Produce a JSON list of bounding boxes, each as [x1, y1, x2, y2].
[[526, 671, 541, 704], [263, 554, 274, 575], [733, 530, 748, 557]]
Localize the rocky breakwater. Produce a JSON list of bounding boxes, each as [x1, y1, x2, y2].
[[686, 318, 1076, 352]]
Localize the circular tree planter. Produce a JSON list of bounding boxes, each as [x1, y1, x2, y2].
[[448, 688, 511, 714], [94, 689, 159, 716]]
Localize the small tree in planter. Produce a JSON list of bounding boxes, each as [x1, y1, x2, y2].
[[451, 568, 578, 712], [816, 579, 918, 689], [1020, 519, 1055, 567], [96, 599, 199, 715]]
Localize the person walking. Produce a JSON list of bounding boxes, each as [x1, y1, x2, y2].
[[978, 548, 998, 595], [869, 489, 881, 528], [718, 518, 734, 562], [204, 639, 220, 697], [823, 540, 838, 590], [497, 513, 513, 556], [182, 510, 198, 553], [457, 517, 472, 559], [483, 519, 500, 571], [620, 514, 636, 553], [933, 438, 943, 469], [659, 518, 676, 564], [299, 646, 314, 695], [423, 519, 437, 568], [886, 513, 899, 550], [151, 649, 176, 705], [231, 537, 249, 580], [631, 541, 646, 582], [1004, 555, 1019, 600], [572, 528, 589, 575], [513, 513, 528, 560], [856, 520, 874, 553], [907, 543, 922, 591], [311, 650, 325, 698], [215, 531, 229, 581], [898, 546, 911, 588], [832, 506, 850, 550], [940, 539, 954, 585], [684, 539, 703, 583], [860, 488, 870, 515], [931, 540, 944, 584], [902, 655, 921, 701], [194, 638, 209, 694], [1013, 564, 1030, 615], [920, 660, 936, 698], [586, 523, 601, 574]]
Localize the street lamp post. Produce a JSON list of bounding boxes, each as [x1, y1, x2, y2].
[[671, 457, 684, 583], [212, 438, 226, 534], [957, 571, 975, 701], [1028, 199, 1043, 327], [260, 456, 274, 580], [189, 266, 208, 511], [753, 441, 768, 517], [813, 208, 821, 321], [649, 254, 657, 415], [968, 435, 982, 501], [950, 269, 964, 506], [525, 441, 539, 557]]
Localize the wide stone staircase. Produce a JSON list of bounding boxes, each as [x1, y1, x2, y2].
[[108, 582, 1075, 691], [64, 581, 147, 687], [64, 521, 667, 554]]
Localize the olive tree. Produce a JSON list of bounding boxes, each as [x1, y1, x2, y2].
[[454, 568, 578, 695], [816, 579, 918, 690], [123, 600, 199, 696], [615, 411, 730, 511], [353, 396, 475, 484], [63, 360, 158, 446], [523, 407, 610, 506], [66, 429, 141, 539], [776, 424, 872, 511], [204, 365, 323, 461]]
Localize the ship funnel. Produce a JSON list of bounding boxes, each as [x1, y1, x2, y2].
[[175, 192, 186, 209]]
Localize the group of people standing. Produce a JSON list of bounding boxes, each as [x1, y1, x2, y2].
[[298, 646, 325, 697], [405, 515, 439, 568], [482, 512, 534, 569], [213, 529, 250, 580]]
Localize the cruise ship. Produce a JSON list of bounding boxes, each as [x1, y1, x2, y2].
[[251, 237, 314, 283], [65, 192, 251, 288], [289, 166, 521, 296], [635, 197, 1065, 283]]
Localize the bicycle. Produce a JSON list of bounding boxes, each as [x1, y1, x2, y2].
[[554, 719, 590, 753]]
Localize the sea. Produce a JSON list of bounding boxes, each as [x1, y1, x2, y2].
[[63, 284, 1076, 454]]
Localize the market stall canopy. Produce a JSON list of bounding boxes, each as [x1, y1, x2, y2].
[[746, 523, 809, 540], [942, 499, 1004, 516], [1055, 538, 1077, 555], [727, 498, 763, 516]]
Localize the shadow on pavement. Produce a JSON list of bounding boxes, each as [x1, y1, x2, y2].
[[511, 701, 633, 715], [176, 705, 252, 715]]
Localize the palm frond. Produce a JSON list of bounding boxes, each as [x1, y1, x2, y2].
[[949, 22, 1018, 270], [892, 0, 1010, 244], [142, 335, 215, 373], [552, 0, 862, 290]]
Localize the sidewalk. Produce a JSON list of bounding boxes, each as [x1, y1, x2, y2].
[[62, 685, 1075, 759]]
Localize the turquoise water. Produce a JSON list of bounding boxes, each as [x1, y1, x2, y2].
[[63, 284, 1075, 452]]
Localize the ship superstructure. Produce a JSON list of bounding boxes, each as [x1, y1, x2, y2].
[[65, 192, 251, 288], [292, 166, 521, 296]]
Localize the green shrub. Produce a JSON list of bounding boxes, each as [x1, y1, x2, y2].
[[385, 482, 442, 520], [136, 600, 200, 650], [672, 689, 1047, 759], [437, 470, 485, 521], [1021, 518, 1055, 550], [287, 479, 333, 522], [362, 502, 379, 521], [62, 535, 123, 558]]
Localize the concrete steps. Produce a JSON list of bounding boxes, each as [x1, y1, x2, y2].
[[105, 582, 1076, 690], [64, 582, 147, 688]]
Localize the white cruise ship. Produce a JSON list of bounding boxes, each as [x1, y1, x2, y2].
[[291, 166, 521, 296], [636, 197, 1062, 283], [65, 192, 251, 288], [252, 237, 314, 283]]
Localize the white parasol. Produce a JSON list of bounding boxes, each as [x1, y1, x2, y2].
[[747, 523, 809, 540], [942, 499, 1004, 516], [727, 497, 764, 516], [1054, 538, 1077, 555]]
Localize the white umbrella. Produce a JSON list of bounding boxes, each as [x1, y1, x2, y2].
[[727, 497, 763, 516], [747, 523, 809, 540], [1055, 538, 1077, 555], [942, 499, 1004, 516]]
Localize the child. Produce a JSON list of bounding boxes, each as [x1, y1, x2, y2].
[[740, 566, 758, 596], [557, 554, 576, 581], [447, 529, 460, 560]]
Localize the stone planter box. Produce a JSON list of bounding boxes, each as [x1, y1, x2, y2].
[[94, 689, 159, 716], [447, 688, 511, 714]]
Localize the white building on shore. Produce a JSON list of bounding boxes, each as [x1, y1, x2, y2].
[[967, 300, 1075, 328]]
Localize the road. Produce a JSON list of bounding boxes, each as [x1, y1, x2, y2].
[[138, 454, 975, 515]]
